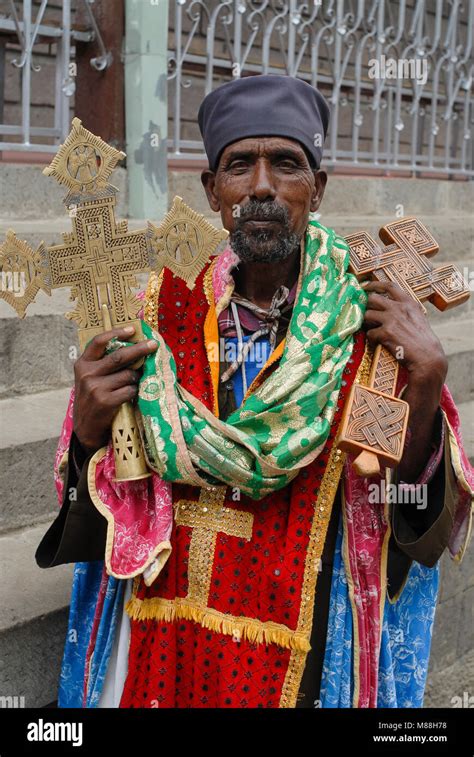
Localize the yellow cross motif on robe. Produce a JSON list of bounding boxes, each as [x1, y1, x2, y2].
[[174, 485, 254, 606]]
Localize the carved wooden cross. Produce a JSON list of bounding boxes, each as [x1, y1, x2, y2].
[[174, 486, 254, 606], [338, 217, 470, 476]]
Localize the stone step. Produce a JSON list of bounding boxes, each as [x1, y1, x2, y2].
[[0, 164, 128, 219], [425, 650, 474, 708], [0, 215, 145, 252], [0, 270, 141, 399], [0, 388, 71, 533], [456, 399, 474, 463], [318, 214, 474, 265], [0, 523, 73, 707], [0, 309, 77, 399], [424, 295, 472, 324], [1, 210, 471, 309], [432, 320, 474, 404]]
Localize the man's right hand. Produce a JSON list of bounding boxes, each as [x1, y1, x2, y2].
[[72, 325, 158, 455]]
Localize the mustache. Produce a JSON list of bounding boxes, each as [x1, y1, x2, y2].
[[236, 200, 290, 224]]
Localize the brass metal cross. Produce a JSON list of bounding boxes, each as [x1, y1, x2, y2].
[[0, 230, 50, 318], [174, 486, 254, 606], [45, 192, 151, 352], [0, 118, 227, 483], [338, 217, 470, 477]]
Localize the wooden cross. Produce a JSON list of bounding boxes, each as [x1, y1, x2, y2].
[[174, 486, 254, 606], [338, 217, 470, 476], [344, 216, 468, 311]]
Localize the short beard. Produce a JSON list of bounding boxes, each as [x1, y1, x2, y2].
[[230, 200, 302, 263]]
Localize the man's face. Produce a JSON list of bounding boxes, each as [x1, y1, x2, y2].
[[201, 136, 327, 263]]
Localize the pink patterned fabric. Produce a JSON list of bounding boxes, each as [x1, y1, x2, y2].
[[53, 384, 173, 584], [212, 245, 240, 307], [441, 385, 474, 559], [342, 457, 389, 708]]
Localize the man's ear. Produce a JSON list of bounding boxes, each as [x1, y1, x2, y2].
[[201, 169, 220, 213], [310, 169, 327, 213]]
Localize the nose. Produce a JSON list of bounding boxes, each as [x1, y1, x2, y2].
[[248, 158, 277, 202]]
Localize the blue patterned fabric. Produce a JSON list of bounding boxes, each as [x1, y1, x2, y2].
[[378, 560, 439, 707], [58, 562, 124, 708], [319, 517, 354, 707], [320, 514, 440, 708], [85, 575, 125, 707]]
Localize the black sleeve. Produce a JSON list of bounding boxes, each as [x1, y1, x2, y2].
[[35, 432, 108, 568]]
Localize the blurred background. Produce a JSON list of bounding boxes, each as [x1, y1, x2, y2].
[[0, 0, 472, 708]]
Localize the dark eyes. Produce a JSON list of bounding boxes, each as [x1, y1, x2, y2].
[[277, 159, 300, 169], [227, 160, 250, 171]]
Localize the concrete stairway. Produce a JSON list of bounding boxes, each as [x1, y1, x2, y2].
[[0, 164, 472, 707]]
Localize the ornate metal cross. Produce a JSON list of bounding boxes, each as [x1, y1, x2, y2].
[[0, 117, 228, 482], [0, 230, 49, 318], [338, 217, 470, 476], [174, 486, 254, 606], [41, 118, 153, 352], [45, 193, 151, 352]]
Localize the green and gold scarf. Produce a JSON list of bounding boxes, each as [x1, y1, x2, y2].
[[138, 220, 367, 499]]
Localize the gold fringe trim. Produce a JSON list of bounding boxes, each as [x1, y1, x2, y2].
[[125, 595, 311, 652]]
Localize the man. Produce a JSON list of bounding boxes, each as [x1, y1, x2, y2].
[[36, 75, 473, 708]]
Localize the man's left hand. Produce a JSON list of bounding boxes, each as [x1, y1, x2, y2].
[[362, 280, 448, 481], [362, 280, 448, 388]]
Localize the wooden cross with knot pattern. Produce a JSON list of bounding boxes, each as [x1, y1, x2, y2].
[[338, 217, 470, 477]]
